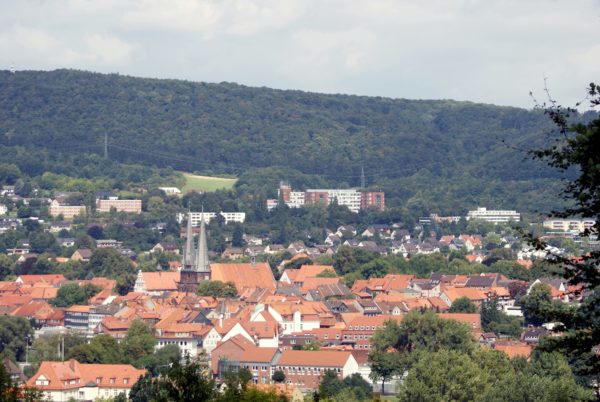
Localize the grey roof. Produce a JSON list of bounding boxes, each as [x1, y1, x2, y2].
[[465, 276, 495, 288]]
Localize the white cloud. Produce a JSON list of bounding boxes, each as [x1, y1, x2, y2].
[[1, 0, 598, 107]]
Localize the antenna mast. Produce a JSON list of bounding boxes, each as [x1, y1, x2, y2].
[[104, 133, 108, 158], [360, 165, 366, 189]]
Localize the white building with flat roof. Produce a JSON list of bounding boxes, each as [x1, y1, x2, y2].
[[543, 218, 595, 233], [466, 207, 520, 223], [177, 212, 246, 226]]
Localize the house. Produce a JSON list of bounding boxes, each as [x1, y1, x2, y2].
[[211, 335, 257, 377], [521, 327, 548, 344], [274, 350, 359, 390], [71, 249, 93, 262], [342, 315, 402, 351], [26, 360, 145, 401], [439, 287, 487, 307], [48, 221, 72, 233], [221, 247, 244, 260], [16, 274, 66, 287], [279, 265, 337, 287], [211, 263, 276, 293], [155, 323, 211, 358], [150, 242, 180, 254], [3, 357, 26, 384], [133, 270, 180, 295], [264, 244, 284, 254]]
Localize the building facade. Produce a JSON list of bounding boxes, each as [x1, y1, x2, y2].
[[466, 207, 520, 223]]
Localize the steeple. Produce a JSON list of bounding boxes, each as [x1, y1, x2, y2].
[[195, 208, 210, 274], [183, 211, 195, 268]]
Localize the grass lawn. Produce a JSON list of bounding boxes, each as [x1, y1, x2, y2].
[[181, 173, 237, 193]]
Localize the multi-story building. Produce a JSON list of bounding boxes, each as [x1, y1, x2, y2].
[[26, 360, 145, 401], [64, 305, 91, 333], [96, 199, 142, 214], [177, 211, 246, 226], [273, 350, 359, 389], [466, 207, 520, 223], [277, 184, 385, 213], [49, 200, 86, 219], [542, 218, 595, 233]]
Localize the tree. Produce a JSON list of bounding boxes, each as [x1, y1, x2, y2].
[[449, 296, 477, 313], [0, 362, 45, 402], [50, 283, 87, 307], [196, 281, 238, 298], [528, 82, 600, 384], [0, 316, 34, 361], [520, 283, 553, 326], [480, 297, 522, 338], [271, 369, 286, 383], [369, 311, 474, 393], [232, 224, 244, 247], [122, 320, 155, 363]]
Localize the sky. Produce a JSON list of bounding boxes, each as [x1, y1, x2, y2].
[[1, 0, 599, 109]]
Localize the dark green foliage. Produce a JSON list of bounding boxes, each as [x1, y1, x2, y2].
[[0, 69, 571, 213], [480, 297, 523, 338], [196, 281, 238, 298], [0, 362, 45, 402], [319, 371, 372, 401], [449, 296, 477, 313], [271, 369, 285, 383], [0, 316, 34, 362], [398, 349, 592, 402], [50, 283, 87, 307]]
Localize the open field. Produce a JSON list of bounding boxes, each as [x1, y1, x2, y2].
[[181, 173, 237, 193]]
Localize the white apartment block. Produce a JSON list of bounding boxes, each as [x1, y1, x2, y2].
[[543, 219, 595, 233], [288, 192, 306, 208], [466, 207, 520, 223], [177, 211, 246, 226]]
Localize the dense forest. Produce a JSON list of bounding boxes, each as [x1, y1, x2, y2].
[[0, 69, 585, 215]]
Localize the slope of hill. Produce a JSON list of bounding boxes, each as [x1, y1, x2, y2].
[[0, 69, 568, 214]]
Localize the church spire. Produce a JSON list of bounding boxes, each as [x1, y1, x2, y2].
[[183, 211, 195, 268], [195, 207, 210, 274]]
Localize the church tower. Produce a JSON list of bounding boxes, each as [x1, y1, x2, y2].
[[177, 211, 211, 293]]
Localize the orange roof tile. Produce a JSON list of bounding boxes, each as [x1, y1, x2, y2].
[[140, 271, 180, 291], [300, 277, 341, 293], [495, 341, 533, 359], [239, 347, 279, 363], [211, 263, 276, 291], [276, 350, 353, 367], [26, 360, 145, 391]]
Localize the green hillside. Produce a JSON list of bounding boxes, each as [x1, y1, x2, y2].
[[0, 69, 573, 214]]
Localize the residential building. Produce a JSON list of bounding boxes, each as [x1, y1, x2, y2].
[[26, 360, 145, 401], [542, 218, 595, 233], [96, 199, 142, 214], [277, 184, 385, 213], [466, 207, 520, 223], [177, 211, 246, 226], [49, 200, 86, 219], [158, 187, 182, 196], [64, 305, 91, 333], [274, 350, 359, 389]]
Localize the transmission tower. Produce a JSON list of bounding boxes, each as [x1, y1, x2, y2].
[[104, 133, 108, 158], [360, 165, 366, 188]]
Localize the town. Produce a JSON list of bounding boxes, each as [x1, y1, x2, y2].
[[0, 180, 596, 401]]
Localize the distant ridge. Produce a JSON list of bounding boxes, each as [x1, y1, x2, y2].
[[0, 69, 567, 213]]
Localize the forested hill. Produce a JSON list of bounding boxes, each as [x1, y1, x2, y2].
[[0, 69, 568, 214]]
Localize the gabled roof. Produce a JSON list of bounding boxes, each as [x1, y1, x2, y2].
[[26, 360, 145, 391], [239, 347, 279, 363], [140, 271, 180, 291], [17, 274, 66, 286], [211, 263, 276, 291]]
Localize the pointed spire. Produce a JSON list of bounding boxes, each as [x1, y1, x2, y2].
[[195, 206, 210, 273], [183, 211, 195, 268]]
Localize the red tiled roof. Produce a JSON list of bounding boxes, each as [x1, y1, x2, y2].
[[211, 263, 276, 291], [26, 360, 145, 391], [276, 350, 352, 367]]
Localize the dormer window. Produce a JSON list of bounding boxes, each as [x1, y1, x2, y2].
[[124, 378, 129, 384], [96, 377, 102, 383], [109, 378, 116, 384]]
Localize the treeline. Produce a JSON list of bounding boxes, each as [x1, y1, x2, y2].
[[0, 69, 582, 214]]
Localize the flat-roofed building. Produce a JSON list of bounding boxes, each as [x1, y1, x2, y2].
[[467, 207, 520, 223]]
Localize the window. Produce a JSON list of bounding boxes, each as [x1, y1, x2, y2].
[[109, 378, 116, 384], [96, 377, 102, 384], [124, 378, 129, 385]]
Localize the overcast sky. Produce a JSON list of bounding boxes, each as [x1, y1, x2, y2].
[[2, 0, 599, 108]]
